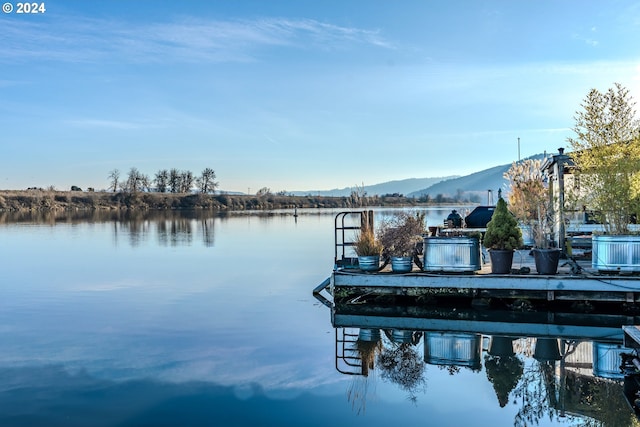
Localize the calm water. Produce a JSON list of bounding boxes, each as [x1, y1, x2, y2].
[[0, 208, 638, 426]]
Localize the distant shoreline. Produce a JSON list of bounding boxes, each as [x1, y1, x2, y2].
[[0, 190, 433, 212]]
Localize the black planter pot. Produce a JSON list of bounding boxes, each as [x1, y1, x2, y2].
[[532, 248, 561, 275], [488, 249, 514, 274], [488, 336, 515, 357]]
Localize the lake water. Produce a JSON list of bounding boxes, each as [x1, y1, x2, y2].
[[0, 208, 638, 426]]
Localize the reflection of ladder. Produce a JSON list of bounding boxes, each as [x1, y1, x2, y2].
[[336, 328, 363, 376], [334, 211, 373, 269]]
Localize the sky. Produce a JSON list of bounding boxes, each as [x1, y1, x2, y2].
[[2, 1, 640, 194]]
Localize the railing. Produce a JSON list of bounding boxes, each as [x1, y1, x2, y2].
[[334, 211, 372, 269], [335, 327, 363, 376]]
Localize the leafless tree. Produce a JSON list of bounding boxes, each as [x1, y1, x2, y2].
[[125, 167, 144, 193], [179, 170, 195, 193], [108, 169, 120, 193], [169, 168, 181, 193], [155, 169, 169, 193], [197, 168, 218, 194], [256, 187, 271, 196]]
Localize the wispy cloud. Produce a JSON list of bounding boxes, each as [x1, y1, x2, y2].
[[0, 16, 393, 64], [66, 118, 146, 130]]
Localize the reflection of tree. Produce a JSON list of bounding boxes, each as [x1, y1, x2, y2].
[[561, 369, 638, 427], [201, 218, 216, 247], [438, 365, 462, 375], [377, 342, 426, 401], [347, 338, 382, 415], [357, 338, 381, 377], [513, 360, 560, 427], [511, 339, 639, 427], [485, 354, 524, 407]]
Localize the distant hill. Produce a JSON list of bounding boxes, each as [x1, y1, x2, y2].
[[291, 176, 458, 197], [407, 153, 547, 202]]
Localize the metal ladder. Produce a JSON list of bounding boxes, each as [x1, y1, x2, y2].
[[334, 210, 373, 269]]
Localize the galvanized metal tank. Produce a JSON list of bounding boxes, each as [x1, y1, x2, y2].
[[592, 342, 626, 379], [592, 235, 640, 272], [357, 255, 380, 271], [424, 332, 482, 369], [423, 236, 481, 272]]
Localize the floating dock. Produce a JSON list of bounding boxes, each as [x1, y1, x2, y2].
[[328, 252, 640, 305], [314, 211, 640, 309]]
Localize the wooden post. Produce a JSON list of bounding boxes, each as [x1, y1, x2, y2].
[[361, 210, 374, 231]]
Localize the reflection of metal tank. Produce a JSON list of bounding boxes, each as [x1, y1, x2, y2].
[[358, 329, 381, 342], [424, 332, 482, 370], [464, 206, 495, 228], [593, 342, 626, 379]]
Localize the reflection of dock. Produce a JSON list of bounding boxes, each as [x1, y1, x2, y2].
[[332, 305, 631, 343]]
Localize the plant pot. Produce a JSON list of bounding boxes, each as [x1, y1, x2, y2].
[[488, 249, 514, 274], [357, 255, 380, 271], [488, 336, 515, 357], [592, 235, 640, 273], [358, 328, 381, 342], [390, 256, 413, 273], [533, 338, 561, 361], [390, 329, 415, 343], [532, 248, 561, 275]]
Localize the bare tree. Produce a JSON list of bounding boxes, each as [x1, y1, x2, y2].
[[169, 168, 181, 193], [196, 168, 218, 194], [155, 169, 169, 193], [125, 167, 143, 193], [256, 187, 271, 196], [108, 169, 120, 193], [140, 173, 151, 192], [179, 170, 195, 193]]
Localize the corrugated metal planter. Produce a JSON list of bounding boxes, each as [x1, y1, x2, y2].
[[357, 255, 380, 271], [390, 256, 413, 273], [423, 236, 481, 272], [592, 342, 626, 379], [424, 332, 482, 369], [391, 329, 416, 343], [358, 328, 381, 342], [592, 235, 640, 273]]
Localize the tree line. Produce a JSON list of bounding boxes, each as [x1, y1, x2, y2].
[[108, 167, 218, 194]]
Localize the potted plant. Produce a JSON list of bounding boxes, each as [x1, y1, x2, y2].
[[354, 225, 383, 271], [379, 211, 426, 272], [504, 159, 561, 274], [483, 196, 523, 274], [567, 83, 640, 272]]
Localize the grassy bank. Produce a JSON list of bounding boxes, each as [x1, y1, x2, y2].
[[0, 190, 427, 212]]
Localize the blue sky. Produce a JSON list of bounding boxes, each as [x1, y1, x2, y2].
[[2, 1, 640, 193]]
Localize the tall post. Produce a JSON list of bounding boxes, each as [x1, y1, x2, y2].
[[361, 210, 374, 231], [557, 149, 566, 253]]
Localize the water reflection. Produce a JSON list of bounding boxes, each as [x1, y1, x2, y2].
[[330, 304, 639, 425]]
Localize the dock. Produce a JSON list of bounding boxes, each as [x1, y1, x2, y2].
[[329, 251, 640, 303], [314, 211, 640, 309]]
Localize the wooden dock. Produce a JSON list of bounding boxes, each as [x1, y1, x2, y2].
[[325, 250, 640, 306]]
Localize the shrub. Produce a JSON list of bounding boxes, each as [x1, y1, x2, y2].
[[483, 198, 523, 250]]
